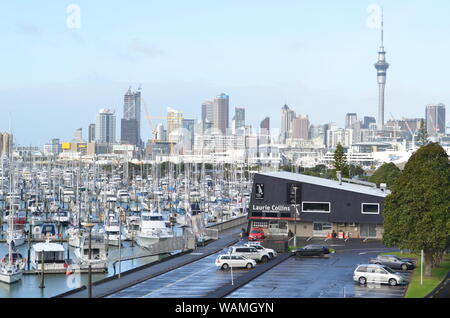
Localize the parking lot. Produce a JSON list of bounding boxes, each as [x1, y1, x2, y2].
[[108, 238, 414, 299], [227, 249, 413, 298]]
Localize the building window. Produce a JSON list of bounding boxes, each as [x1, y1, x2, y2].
[[302, 202, 331, 213], [361, 203, 380, 214], [252, 221, 269, 228]]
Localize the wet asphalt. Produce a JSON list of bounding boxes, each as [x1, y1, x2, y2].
[[226, 249, 412, 298], [109, 241, 413, 298]]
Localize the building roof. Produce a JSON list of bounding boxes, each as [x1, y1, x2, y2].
[[259, 171, 388, 198], [32, 242, 65, 252]]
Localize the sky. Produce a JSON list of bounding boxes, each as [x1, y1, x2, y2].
[[0, 0, 449, 146]]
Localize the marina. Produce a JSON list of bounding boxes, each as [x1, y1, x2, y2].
[[0, 155, 252, 298]]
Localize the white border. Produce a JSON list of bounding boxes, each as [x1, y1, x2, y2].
[[361, 203, 380, 214], [302, 201, 331, 213]]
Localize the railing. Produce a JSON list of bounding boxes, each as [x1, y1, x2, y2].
[[204, 228, 219, 240]]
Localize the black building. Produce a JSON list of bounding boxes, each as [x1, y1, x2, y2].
[[121, 118, 139, 146], [248, 172, 387, 239]]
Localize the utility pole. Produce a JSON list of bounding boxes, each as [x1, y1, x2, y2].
[[83, 222, 95, 298]]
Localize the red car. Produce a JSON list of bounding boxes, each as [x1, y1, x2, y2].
[[248, 228, 265, 241]]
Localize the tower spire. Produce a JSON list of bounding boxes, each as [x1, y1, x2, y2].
[[381, 7, 384, 48], [374, 7, 389, 131]]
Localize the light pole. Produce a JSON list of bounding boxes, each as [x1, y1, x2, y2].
[[292, 186, 299, 248], [83, 222, 95, 298]]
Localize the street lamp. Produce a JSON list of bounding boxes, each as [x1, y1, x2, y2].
[[82, 222, 95, 298], [292, 186, 300, 248]]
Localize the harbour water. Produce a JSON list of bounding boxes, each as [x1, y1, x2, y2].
[[0, 239, 168, 298]]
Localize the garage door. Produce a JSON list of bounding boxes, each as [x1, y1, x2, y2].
[[360, 224, 377, 238]]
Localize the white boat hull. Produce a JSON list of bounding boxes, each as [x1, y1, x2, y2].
[[0, 272, 22, 284]]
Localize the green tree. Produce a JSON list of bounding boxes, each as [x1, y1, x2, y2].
[[333, 143, 349, 177], [368, 163, 402, 187], [349, 164, 365, 178], [383, 143, 450, 276], [417, 119, 429, 146]]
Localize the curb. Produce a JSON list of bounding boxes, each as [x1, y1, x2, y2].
[[426, 272, 450, 298]]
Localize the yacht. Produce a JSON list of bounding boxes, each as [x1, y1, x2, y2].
[[62, 188, 75, 203], [74, 232, 108, 271], [117, 189, 130, 203], [53, 210, 70, 226], [103, 211, 125, 246], [30, 240, 68, 272], [136, 211, 173, 247], [66, 226, 85, 247], [0, 216, 25, 284]]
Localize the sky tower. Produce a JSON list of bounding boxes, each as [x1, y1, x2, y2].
[[374, 9, 389, 131]]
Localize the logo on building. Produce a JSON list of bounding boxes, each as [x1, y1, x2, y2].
[[255, 183, 264, 200]]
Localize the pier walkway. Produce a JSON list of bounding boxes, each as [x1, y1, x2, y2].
[[58, 225, 242, 298]]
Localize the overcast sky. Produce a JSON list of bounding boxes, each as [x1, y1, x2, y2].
[[0, 0, 449, 145]]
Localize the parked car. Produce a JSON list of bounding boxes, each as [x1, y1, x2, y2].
[[353, 264, 408, 286], [244, 242, 277, 259], [292, 245, 331, 257], [369, 255, 416, 271], [215, 254, 256, 270], [248, 228, 265, 241], [229, 246, 270, 263]]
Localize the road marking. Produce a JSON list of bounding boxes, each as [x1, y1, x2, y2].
[[358, 250, 394, 255]]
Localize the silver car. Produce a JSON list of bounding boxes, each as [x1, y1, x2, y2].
[[353, 264, 407, 286]]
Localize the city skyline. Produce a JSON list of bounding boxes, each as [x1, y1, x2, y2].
[[1, 1, 450, 145]]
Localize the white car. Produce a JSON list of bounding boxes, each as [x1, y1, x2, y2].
[[215, 254, 256, 270], [353, 264, 408, 286], [244, 243, 277, 259], [229, 246, 271, 263]]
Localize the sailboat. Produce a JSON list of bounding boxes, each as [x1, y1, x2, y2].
[[0, 159, 25, 284]]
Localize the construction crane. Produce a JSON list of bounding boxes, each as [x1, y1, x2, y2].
[[402, 118, 417, 151], [388, 112, 399, 140], [141, 98, 182, 160]]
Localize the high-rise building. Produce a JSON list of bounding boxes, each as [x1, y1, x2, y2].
[[0, 133, 13, 156], [153, 123, 167, 142], [259, 117, 270, 145], [362, 116, 376, 129], [280, 104, 296, 143], [43, 138, 62, 156], [182, 119, 195, 150], [425, 104, 446, 136], [88, 124, 96, 143], [374, 10, 390, 130], [345, 113, 358, 129], [234, 107, 245, 130], [167, 107, 183, 142], [95, 109, 116, 143], [292, 115, 309, 140], [327, 129, 353, 149], [201, 101, 214, 123], [72, 128, 84, 143], [121, 88, 142, 146], [213, 93, 229, 134]]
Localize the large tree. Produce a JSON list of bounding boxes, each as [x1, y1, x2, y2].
[[368, 163, 402, 187], [333, 143, 349, 177], [416, 119, 429, 146], [383, 143, 450, 276]]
